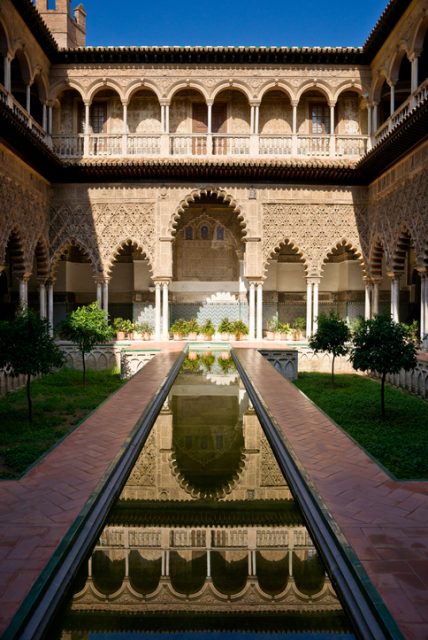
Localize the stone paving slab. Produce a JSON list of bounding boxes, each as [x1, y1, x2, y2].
[[0, 347, 182, 636], [235, 348, 428, 640]]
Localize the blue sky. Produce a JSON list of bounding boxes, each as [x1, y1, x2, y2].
[[84, 0, 389, 48]]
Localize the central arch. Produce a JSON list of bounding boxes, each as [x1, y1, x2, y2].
[[168, 189, 249, 329]]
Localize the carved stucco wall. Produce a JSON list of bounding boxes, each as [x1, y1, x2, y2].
[[367, 141, 428, 274], [0, 144, 50, 273]]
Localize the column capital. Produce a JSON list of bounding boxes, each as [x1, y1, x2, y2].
[[37, 277, 47, 286], [0, 264, 6, 273], [306, 276, 321, 285]]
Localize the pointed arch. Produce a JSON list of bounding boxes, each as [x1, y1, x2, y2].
[[1, 227, 26, 276], [368, 236, 385, 279], [169, 188, 248, 238], [33, 237, 49, 279]]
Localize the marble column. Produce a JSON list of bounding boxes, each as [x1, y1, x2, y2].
[[312, 279, 320, 333], [364, 281, 372, 320], [420, 273, 427, 340], [39, 280, 47, 319], [306, 279, 313, 339], [84, 103, 90, 155], [122, 103, 128, 155], [329, 104, 335, 155], [102, 280, 109, 314], [372, 280, 380, 316], [155, 281, 162, 339], [162, 281, 169, 339], [390, 275, 400, 322], [4, 55, 11, 93], [248, 282, 255, 340], [256, 282, 263, 340], [96, 281, 102, 306], [19, 276, 28, 307], [411, 56, 419, 94]]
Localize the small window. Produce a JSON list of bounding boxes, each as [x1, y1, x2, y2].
[[310, 103, 330, 135], [90, 102, 107, 134], [185, 226, 193, 240], [200, 225, 209, 240], [216, 226, 224, 241]]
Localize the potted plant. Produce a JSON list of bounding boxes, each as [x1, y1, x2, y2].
[[201, 318, 215, 341], [186, 318, 200, 340], [218, 353, 234, 373], [278, 322, 291, 340], [201, 351, 215, 371], [132, 322, 144, 341], [218, 317, 232, 341], [231, 319, 248, 341], [266, 318, 277, 340], [292, 316, 306, 340], [139, 322, 153, 341], [170, 319, 187, 340], [113, 317, 132, 340]]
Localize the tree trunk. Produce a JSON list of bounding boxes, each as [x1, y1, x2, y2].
[[381, 372, 386, 419], [26, 373, 32, 423], [81, 349, 86, 386], [331, 354, 336, 385]]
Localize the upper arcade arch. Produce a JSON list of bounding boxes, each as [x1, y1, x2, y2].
[[0, 17, 10, 57], [86, 79, 124, 105], [332, 81, 367, 103], [49, 79, 86, 104], [295, 81, 333, 105], [211, 81, 252, 103], [258, 81, 294, 104], [124, 80, 162, 105], [166, 81, 210, 104]]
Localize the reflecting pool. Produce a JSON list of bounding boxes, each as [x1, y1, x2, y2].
[[50, 351, 356, 638]]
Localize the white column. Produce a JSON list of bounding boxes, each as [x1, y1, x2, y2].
[[122, 103, 128, 155], [47, 282, 54, 335], [26, 85, 31, 114], [373, 281, 380, 316], [165, 105, 170, 134], [42, 103, 47, 131], [161, 104, 165, 132], [84, 103, 90, 156], [424, 276, 428, 342], [155, 282, 161, 339], [291, 102, 298, 154], [250, 106, 255, 133], [313, 279, 319, 333], [207, 102, 213, 155], [306, 280, 313, 339], [19, 277, 28, 307], [102, 280, 109, 314], [254, 105, 259, 135], [372, 102, 378, 133], [256, 282, 263, 340], [390, 275, 400, 322], [364, 282, 372, 320], [411, 56, 419, 94], [207, 549, 211, 579], [96, 281, 102, 306], [366, 103, 372, 151], [4, 55, 11, 93], [248, 282, 255, 340], [39, 281, 47, 318], [329, 104, 335, 155], [48, 104, 53, 135], [162, 281, 169, 339], [389, 83, 395, 117]]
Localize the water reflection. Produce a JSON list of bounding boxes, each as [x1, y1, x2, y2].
[[51, 351, 355, 637]]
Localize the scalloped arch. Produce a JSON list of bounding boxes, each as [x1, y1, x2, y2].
[[169, 188, 248, 237], [390, 225, 416, 274], [0, 226, 26, 274], [263, 238, 309, 277], [368, 235, 385, 279], [50, 239, 99, 278], [320, 239, 366, 277], [105, 239, 154, 277]]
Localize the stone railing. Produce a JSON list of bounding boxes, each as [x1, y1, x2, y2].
[[374, 78, 428, 145], [259, 349, 299, 380], [372, 355, 428, 400], [0, 369, 29, 398]]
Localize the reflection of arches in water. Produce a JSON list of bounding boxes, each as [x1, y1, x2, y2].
[[129, 550, 161, 595], [169, 550, 206, 595], [256, 550, 289, 595], [91, 550, 125, 595], [171, 394, 246, 499], [211, 551, 247, 595], [293, 553, 326, 596]]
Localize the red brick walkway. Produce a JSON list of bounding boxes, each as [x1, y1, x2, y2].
[[0, 347, 181, 636], [235, 348, 428, 640]]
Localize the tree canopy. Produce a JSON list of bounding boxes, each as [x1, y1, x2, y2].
[[309, 312, 351, 383], [350, 314, 417, 418], [0, 308, 64, 422], [59, 302, 112, 384]]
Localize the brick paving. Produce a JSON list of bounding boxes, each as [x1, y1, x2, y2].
[[235, 348, 428, 640], [0, 341, 427, 637], [0, 346, 181, 636]]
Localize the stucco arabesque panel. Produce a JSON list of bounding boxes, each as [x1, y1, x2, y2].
[[262, 203, 368, 277], [369, 170, 428, 272], [49, 201, 156, 277], [0, 175, 49, 271]]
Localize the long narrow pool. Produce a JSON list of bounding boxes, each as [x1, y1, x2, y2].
[[48, 350, 356, 638]]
